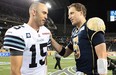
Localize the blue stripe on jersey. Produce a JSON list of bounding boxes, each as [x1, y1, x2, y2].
[[4, 42, 25, 49], [3, 35, 25, 50], [4, 37, 24, 45]]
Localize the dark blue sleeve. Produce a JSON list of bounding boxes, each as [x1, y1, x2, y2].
[[67, 42, 74, 51], [92, 32, 105, 47]]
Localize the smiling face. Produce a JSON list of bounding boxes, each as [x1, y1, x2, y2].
[[68, 3, 87, 27], [68, 7, 82, 26]]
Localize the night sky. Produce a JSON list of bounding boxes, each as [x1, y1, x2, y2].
[[49, 0, 116, 33], [0, 0, 116, 33]]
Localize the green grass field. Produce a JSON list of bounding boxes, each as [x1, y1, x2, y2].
[[0, 57, 10, 75], [47, 54, 75, 74], [0, 54, 75, 75], [0, 54, 113, 75]]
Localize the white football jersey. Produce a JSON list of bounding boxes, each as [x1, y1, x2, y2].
[[3, 23, 51, 75]]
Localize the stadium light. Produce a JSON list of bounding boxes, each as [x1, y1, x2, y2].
[[46, 2, 51, 9], [33, 0, 39, 1]]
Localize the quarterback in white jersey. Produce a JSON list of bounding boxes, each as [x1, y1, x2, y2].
[[4, 23, 51, 75], [3, 2, 50, 75]]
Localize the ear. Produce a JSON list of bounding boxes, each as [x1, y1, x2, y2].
[[80, 11, 83, 16], [32, 9, 36, 16]]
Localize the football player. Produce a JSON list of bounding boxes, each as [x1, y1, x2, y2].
[[51, 3, 107, 75], [3, 2, 50, 75]]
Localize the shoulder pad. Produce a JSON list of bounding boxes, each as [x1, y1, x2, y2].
[[87, 17, 106, 32], [5, 25, 24, 36]]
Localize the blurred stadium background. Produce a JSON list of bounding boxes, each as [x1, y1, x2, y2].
[[0, 0, 116, 75]]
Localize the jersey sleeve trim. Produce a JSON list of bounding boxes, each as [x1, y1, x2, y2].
[[3, 35, 25, 51], [10, 49, 23, 56]]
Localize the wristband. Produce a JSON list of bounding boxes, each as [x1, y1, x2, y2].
[[59, 47, 66, 56]]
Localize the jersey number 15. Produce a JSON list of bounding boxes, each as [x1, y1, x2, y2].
[[29, 43, 47, 68]]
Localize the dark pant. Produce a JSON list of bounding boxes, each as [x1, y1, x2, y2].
[[54, 57, 62, 69]]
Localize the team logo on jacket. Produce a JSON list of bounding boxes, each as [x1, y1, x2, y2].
[[26, 33, 31, 38], [73, 36, 80, 59]]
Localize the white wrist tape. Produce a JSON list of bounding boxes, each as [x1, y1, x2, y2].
[[76, 71, 85, 75], [97, 58, 107, 74]]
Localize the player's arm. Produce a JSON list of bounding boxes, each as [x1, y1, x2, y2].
[[92, 32, 107, 75], [51, 37, 73, 57], [10, 49, 23, 75], [95, 44, 107, 75], [92, 32, 107, 59], [95, 43, 107, 59], [87, 17, 107, 75], [3, 26, 25, 75]]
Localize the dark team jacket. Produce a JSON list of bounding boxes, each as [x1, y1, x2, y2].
[[68, 22, 105, 74]]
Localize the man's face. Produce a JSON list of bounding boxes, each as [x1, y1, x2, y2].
[[68, 7, 81, 26], [35, 4, 48, 26]]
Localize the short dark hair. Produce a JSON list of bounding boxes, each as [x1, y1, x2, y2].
[[68, 3, 87, 17]]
